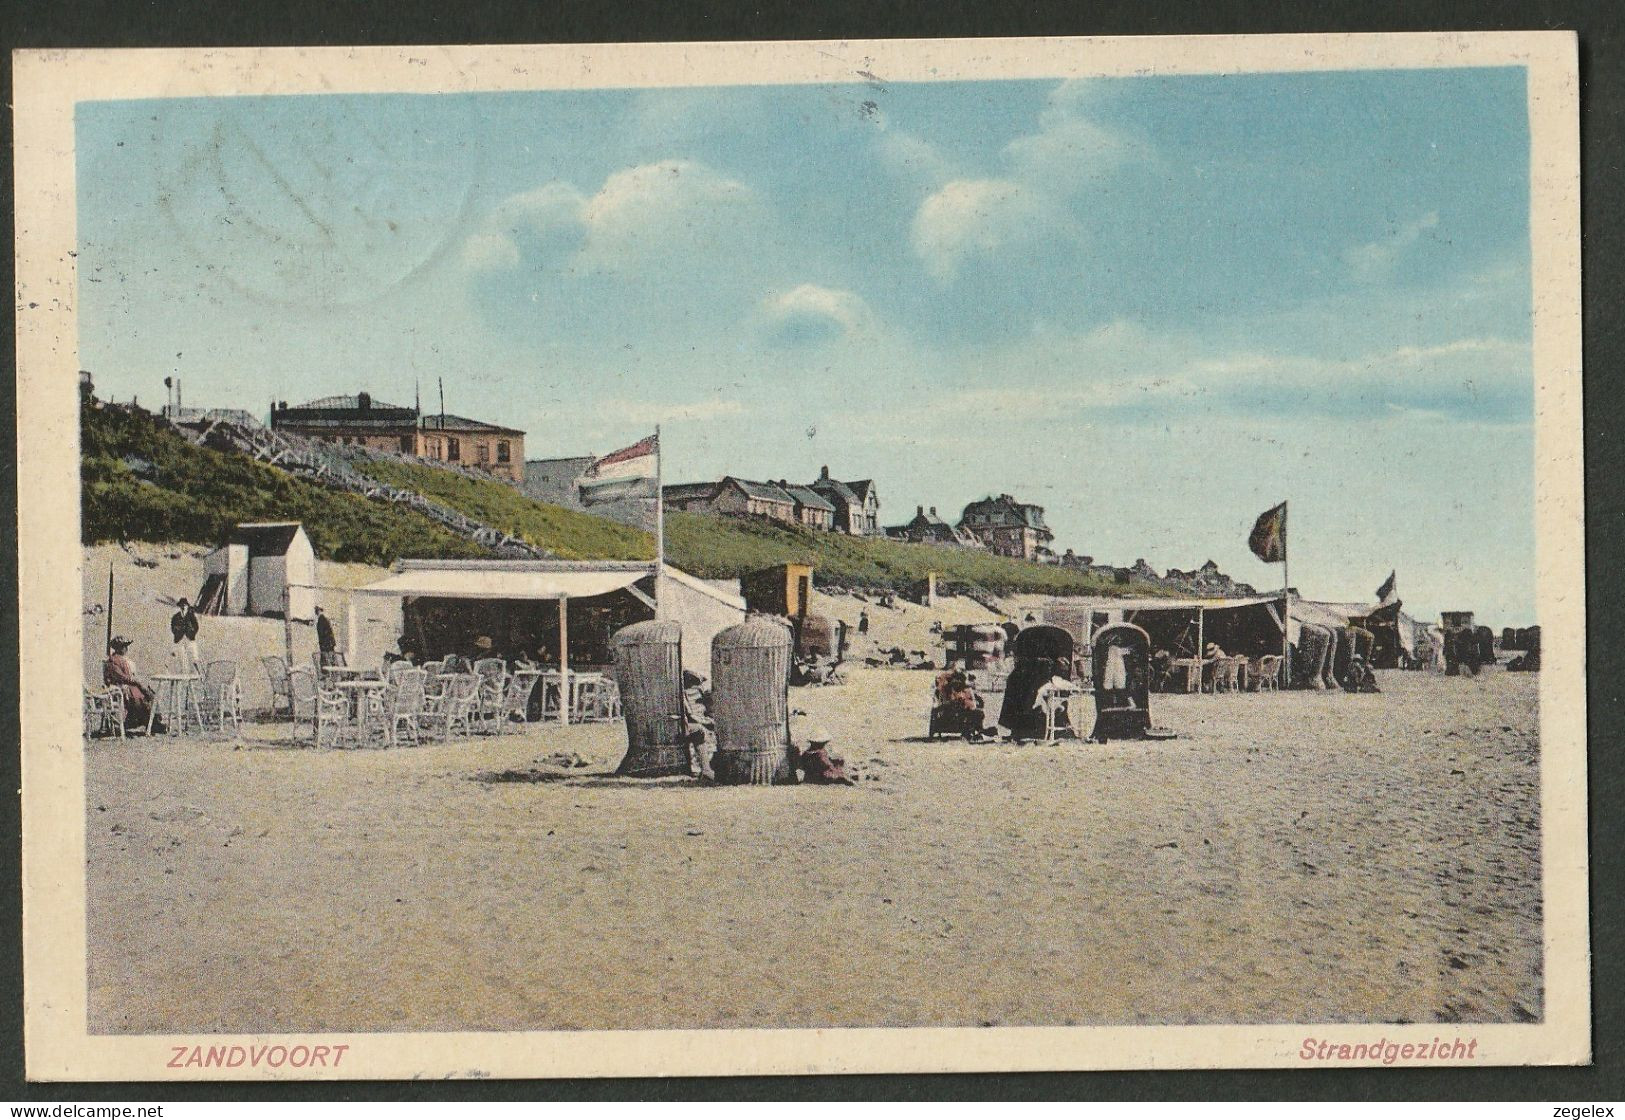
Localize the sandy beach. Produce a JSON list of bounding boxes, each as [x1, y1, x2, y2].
[[85, 662, 1541, 1034]]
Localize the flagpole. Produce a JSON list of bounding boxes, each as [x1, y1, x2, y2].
[[654, 425, 664, 612], [1281, 500, 1291, 688]]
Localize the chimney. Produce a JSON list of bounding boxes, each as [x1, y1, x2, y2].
[[358, 391, 371, 411], [820, 465, 830, 480], [916, 505, 924, 517], [929, 506, 937, 517]]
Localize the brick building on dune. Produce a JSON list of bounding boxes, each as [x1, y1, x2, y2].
[[269, 392, 525, 482], [957, 493, 1054, 561]]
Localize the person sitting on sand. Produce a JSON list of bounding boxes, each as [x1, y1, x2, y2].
[[1344, 654, 1381, 693], [682, 670, 716, 779], [103, 636, 160, 732], [796, 728, 855, 785], [933, 669, 992, 742]]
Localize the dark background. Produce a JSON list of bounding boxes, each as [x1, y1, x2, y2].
[[1, 0, 1619, 1103]]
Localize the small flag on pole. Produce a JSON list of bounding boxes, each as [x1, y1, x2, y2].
[[1375, 570, 1397, 604], [1248, 502, 1287, 564], [578, 434, 660, 506]]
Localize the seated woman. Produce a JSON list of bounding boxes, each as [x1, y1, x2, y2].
[[1150, 649, 1175, 692], [1343, 654, 1381, 693], [102, 636, 159, 732], [931, 669, 992, 742]]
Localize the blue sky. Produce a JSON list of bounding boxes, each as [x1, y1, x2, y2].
[[76, 68, 1536, 623]]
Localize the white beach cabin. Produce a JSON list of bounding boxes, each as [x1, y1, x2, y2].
[[199, 521, 317, 621]]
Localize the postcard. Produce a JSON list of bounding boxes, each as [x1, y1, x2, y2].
[[15, 33, 1586, 1079]]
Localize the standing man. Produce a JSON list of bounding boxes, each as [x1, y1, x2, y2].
[[315, 604, 339, 667], [857, 609, 869, 635], [169, 597, 200, 671]]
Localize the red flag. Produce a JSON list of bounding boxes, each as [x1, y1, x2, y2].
[[1249, 502, 1287, 563]]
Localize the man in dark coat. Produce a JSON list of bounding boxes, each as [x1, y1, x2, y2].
[[169, 597, 200, 670]]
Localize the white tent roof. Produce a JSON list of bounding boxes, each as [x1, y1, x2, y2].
[[1046, 592, 1285, 614], [358, 566, 646, 601], [660, 564, 746, 610]]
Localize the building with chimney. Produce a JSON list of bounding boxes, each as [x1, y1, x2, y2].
[[808, 466, 880, 535], [662, 478, 798, 524], [269, 392, 525, 482], [957, 493, 1055, 561], [886, 505, 978, 547]]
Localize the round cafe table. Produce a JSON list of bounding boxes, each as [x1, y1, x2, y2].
[[333, 678, 390, 744], [148, 673, 202, 735]]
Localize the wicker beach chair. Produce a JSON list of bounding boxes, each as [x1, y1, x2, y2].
[[314, 687, 349, 749], [197, 660, 242, 735], [1254, 654, 1283, 692], [288, 667, 319, 735], [85, 686, 125, 739], [572, 675, 619, 723], [491, 673, 539, 734], [383, 669, 427, 748], [420, 673, 478, 741], [261, 656, 294, 718]]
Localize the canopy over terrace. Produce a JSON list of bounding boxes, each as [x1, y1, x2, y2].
[[353, 560, 745, 720], [1043, 592, 1293, 661]]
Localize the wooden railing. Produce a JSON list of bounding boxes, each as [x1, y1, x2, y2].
[[164, 413, 548, 559]]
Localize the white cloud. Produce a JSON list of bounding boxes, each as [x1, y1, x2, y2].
[[463, 159, 761, 276], [924, 321, 1531, 424], [906, 80, 1145, 283], [911, 178, 1063, 282], [458, 231, 521, 272], [579, 160, 756, 255], [1344, 211, 1441, 282], [1005, 114, 1137, 192], [760, 283, 874, 337]]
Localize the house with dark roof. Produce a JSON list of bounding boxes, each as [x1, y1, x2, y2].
[[269, 392, 526, 482], [808, 465, 881, 534], [886, 505, 978, 547], [417, 413, 525, 482], [779, 483, 836, 531], [958, 493, 1055, 561], [270, 392, 420, 453], [662, 477, 798, 525]]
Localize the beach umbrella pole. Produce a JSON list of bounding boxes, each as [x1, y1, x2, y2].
[[557, 593, 570, 725], [1282, 504, 1291, 688]]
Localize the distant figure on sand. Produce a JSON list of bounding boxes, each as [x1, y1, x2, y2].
[[169, 598, 200, 670], [315, 605, 339, 666], [858, 609, 869, 635], [103, 636, 158, 732]]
